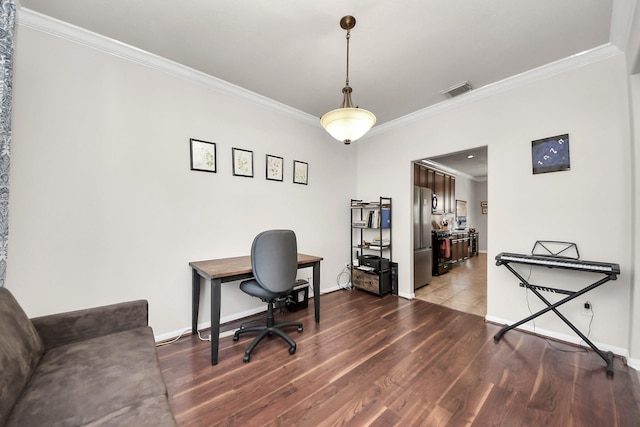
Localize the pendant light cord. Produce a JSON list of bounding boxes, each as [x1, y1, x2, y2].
[[345, 29, 351, 88]]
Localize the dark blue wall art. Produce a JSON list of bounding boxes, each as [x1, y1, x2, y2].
[[532, 134, 570, 174]]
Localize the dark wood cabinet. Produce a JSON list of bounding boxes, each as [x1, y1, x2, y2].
[[419, 167, 427, 188], [448, 176, 455, 214], [414, 164, 432, 188], [427, 168, 435, 189], [450, 232, 470, 263], [413, 163, 455, 214], [433, 171, 445, 213], [444, 175, 451, 213]]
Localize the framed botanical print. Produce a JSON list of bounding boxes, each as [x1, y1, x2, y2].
[[232, 148, 253, 177], [190, 138, 216, 173], [266, 154, 283, 181], [293, 160, 308, 185]]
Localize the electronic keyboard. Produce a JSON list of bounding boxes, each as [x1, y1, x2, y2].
[[495, 252, 619, 275], [494, 250, 619, 376]]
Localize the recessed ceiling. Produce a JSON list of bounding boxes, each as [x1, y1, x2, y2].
[[420, 147, 488, 180], [18, 0, 618, 127]]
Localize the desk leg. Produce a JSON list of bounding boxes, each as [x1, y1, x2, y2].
[[191, 269, 200, 335], [313, 261, 320, 323], [210, 278, 222, 365]]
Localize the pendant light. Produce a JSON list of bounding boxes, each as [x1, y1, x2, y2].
[[321, 16, 376, 145]]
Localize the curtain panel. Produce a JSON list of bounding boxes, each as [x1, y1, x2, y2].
[[0, 0, 15, 287]]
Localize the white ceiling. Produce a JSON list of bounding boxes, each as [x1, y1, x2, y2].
[[17, 0, 632, 178], [425, 147, 489, 181]]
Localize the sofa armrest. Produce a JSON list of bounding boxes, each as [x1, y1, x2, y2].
[[31, 300, 149, 350]]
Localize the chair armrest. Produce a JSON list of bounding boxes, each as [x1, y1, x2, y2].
[[31, 300, 149, 350]]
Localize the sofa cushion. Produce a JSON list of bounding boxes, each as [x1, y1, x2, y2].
[[0, 288, 45, 426], [31, 299, 149, 350], [6, 326, 170, 426], [82, 395, 176, 427]]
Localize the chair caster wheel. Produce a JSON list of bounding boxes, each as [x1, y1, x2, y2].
[[297, 326, 303, 333], [243, 354, 250, 363], [233, 335, 239, 342], [289, 345, 296, 355]]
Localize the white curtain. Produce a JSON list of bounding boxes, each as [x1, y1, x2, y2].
[[0, 0, 15, 287]]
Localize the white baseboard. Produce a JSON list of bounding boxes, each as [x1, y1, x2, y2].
[[485, 315, 630, 364], [154, 305, 268, 342], [626, 356, 640, 371], [154, 292, 325, 343], [398, 291, 414, 299]]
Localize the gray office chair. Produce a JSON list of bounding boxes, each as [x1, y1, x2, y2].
[[233, 229, 303, 362]]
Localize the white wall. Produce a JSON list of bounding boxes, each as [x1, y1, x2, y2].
[[357, 50, 635, 355], [447, 174, 488, 252], [7, 21, 356, 337], [629, 72, 640, 365], [7, 10, 639, 367], [472, 180, 488, 252]]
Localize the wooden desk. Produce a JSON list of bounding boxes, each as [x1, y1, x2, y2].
[[189, 253, 323, 365]]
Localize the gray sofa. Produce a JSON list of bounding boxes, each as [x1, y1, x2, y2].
[[0, 287, 176, 426]]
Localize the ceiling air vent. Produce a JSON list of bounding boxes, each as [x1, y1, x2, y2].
[[440, 81, 472, 98]]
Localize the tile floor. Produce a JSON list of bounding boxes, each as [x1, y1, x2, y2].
[[414, 252, 487, 316]]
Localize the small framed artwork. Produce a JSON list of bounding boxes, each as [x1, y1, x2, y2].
[[190, 138, 216, 173], [232, 148, 253, 177], [293, 160, 308, 185], [480, 201, 488, 208], [532, 133, 570, 174], [266, 154, 283, 181], [482, 207, 488, 215]]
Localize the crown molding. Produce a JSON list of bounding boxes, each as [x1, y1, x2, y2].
[[15, 7, 625, 137], [609, 0, 638, 51], [368, 44, 624, 137], [15, 7, 320, 127]]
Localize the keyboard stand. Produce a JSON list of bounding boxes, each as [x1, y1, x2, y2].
[[494, 256, 617, 377]]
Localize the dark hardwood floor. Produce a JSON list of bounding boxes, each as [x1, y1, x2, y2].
[[157, 290, 640, 426]]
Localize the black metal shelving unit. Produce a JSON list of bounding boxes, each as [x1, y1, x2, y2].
[[350, 197, 393, 296]]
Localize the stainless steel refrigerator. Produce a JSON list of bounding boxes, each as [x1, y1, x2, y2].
[[414, 186, 433, 290]]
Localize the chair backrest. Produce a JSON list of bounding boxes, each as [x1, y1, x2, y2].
[[251, 230, 298, 294]]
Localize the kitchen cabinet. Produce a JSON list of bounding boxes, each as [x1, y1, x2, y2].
[[469, 233, 478, 257], [413, 164, 456, 214], [427, 168, 435, 189], [414, 164, 434, 189], [448, 176, 455, 214], [420, 167, 428, 187], [444, 175, 454, 213], [433, 171, 445, 213], [450, 232, 470, 263]]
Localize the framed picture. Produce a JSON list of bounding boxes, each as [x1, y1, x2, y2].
[[482, 207, 488, 215], [266, 154, 283, 181], [190, 138, 216, 173], [232, 148, 253, 177], [480, 201, 488, 208], [293, 160, 308, 185], [532, 134, 570, 174]]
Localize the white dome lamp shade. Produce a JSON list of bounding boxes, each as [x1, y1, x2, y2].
[[320, 16, 376, 145]]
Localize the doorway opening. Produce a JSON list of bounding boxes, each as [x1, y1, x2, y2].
[[412, 146, 488, 317]]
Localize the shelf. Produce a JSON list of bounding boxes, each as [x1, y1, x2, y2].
[[350, 196, 394, 296], [350, 203, 391, 209]]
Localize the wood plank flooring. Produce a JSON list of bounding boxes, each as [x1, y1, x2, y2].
[[157, 290, 640, 426], [414, 253, 486, 317]]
